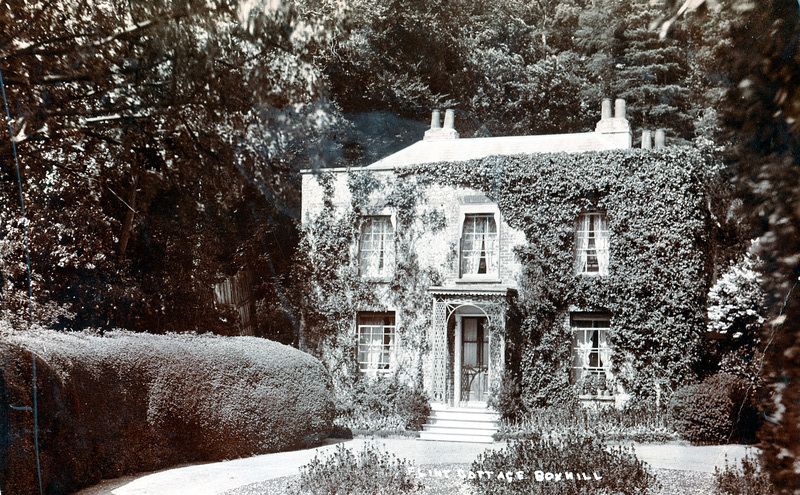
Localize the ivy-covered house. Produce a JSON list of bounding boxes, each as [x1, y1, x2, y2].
[[299, 99, 717, 417]]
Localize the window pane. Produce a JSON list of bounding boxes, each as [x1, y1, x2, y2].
[[571, 313, 611, 383], [575, 213, 609, 275], [359, 217, 394, 277], [357, 312, 396, 373], [461, 214, 498, 277]]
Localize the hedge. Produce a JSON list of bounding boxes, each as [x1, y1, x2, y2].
[[0, 327, 334, 495]]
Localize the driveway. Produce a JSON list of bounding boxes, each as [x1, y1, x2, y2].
[[73, 439, 757, 495]]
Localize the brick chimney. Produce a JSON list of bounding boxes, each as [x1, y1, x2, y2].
[[595, 98, 631, 149], [424, 109, 460, 141]]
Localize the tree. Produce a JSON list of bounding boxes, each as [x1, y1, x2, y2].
[[660, 0, 800, 491], [1, 0, 346, 333]]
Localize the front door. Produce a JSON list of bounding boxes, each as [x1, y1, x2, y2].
[[461, 317, 489, 403]]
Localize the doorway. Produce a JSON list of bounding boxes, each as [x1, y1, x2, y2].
[[461, 316, 489, 403]]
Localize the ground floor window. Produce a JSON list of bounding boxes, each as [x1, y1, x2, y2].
[[357, 312, 396, 373], [570, 312, 611, 387]]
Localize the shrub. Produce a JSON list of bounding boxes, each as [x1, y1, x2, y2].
[[714, 453, 775, 495], [335, 374, 430, 433], [294, 442, 423, 494], [488, 372, 527, 420], [496, 403, 678, 444], [669, 372, 760, 444], [0, 328, 334, 495], [470, 436, 659, 494]]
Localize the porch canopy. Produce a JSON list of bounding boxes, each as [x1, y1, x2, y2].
[[427, 284, 517, 404]]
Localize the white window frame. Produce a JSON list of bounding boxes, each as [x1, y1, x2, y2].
[[458, 206, 501, 281], [357, 312, 396, 373], [358, 215, 395, 279], [575, 212, 610, 276], [570, 312, 611, 385]]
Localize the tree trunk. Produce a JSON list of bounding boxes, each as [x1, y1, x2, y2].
[[118, 172, 139, 259]]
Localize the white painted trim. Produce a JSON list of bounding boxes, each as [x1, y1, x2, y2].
[[455, 315, 463, 404]]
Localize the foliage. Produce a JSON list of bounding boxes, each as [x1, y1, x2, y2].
[[714, 453, 776, 495], [706, 253, 767, 381], [335, 374, 430, 433], [669, 372, 760, 444], [721, 1, 800, 490], [403, 147, 727, 404], [497, 403, 677, 444], [657, 0, 800, 489], [320, 0, 730, 143], [0, 327, 334, 495], [294, 442, 423, 495], [0, 0, 347, 334], [470, 436, 659, 495], [293, 171, 442, 391], [488, 371, 528, 421]]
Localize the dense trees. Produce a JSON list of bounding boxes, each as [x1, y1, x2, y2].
[[1, 0, 740, 336], [0, 0, 344, 333], [659, 0, 800, 491], [318, 0, 730, 143]]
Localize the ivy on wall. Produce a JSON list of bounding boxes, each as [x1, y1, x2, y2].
[[295, 171, 443, 387], [300, 146, 729, 407], [402, 147, 726, 405]]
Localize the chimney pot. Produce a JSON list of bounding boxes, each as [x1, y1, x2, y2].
[[444, 109, 455, 129], [615, 99, 626, 120], [654, 129, 666, 148], [601, 98, 612, 120], [641, 130, 652, 149], [431, 110, 441, 129]]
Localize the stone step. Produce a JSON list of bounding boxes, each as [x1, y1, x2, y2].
[[427, 411, 500, 422], [426, 416, 497, 430], [423, 418, 498, 430], [422, 425, 498, 437], [419, 404, 500, 443], [418, 431, 496, 443]]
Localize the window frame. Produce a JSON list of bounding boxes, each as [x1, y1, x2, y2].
[[575, 212, 610, 276], [458, 208, 501, 281], [570, 312, 611, 385], [356, 312, 396, 374], [358, 215, 396, 279]]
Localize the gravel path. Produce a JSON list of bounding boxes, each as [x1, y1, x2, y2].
[[75, 439, 753, 495]]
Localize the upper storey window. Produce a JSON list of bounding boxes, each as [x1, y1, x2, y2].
[[575, 212, 609, 276], [359, 216, 394, 278], [461, 213, 498, 278]]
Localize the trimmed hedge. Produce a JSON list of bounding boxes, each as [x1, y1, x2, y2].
[[0, 327, 334, 495], [669, 372, 760, 444]]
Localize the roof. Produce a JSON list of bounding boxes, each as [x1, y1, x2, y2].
[[364, 131, 620, 170]]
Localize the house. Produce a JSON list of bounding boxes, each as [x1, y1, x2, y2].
[[300, 99, 714, 430]]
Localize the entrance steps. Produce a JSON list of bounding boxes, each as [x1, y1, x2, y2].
[[418, 403, 500, 443]]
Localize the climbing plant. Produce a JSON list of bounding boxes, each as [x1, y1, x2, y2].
[[402, 146, 727, 405], [294, 171, 444, 389], [301, 146, 730, 407]]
